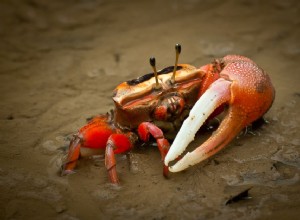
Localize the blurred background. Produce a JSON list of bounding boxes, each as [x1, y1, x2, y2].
[[0, 0, 299, 219]]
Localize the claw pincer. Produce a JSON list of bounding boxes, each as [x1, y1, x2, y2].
[[165, 55, 275, 172]]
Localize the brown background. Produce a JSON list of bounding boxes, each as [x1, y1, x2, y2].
[[0, 0, 299, 219]]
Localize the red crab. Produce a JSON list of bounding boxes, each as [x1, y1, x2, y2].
[[62, 44, 204, 184], [61, 44, 275, 184]]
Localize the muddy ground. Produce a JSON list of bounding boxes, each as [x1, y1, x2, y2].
[[0, 0, 300, 219]]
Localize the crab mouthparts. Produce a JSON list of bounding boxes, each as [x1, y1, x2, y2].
[[164, 78, 232, 172]]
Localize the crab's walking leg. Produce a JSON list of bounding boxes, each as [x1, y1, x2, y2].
[[105, 134, 133, 184], [61, 136, 81, 175], [105, 139, 119, 184], [138, 122, 170, 178]]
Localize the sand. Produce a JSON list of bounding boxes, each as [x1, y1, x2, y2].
[[0, 0, 299, 219]]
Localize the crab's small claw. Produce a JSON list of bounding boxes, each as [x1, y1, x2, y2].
[[165, 55, 275, 172]]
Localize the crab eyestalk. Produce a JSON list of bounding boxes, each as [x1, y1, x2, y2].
[[171, 43, 181, 83], [150, 57, 161, 90]]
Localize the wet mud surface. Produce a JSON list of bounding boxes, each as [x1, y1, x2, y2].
[[0, 0, 299, 219]]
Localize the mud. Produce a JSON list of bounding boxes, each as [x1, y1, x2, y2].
[[0, 0, 300, 219]]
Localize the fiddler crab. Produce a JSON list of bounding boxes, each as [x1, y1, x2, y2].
[[61, 44, 275, 184]]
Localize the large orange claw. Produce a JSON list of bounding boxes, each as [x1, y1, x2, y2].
[[165, 55, 275, 172]]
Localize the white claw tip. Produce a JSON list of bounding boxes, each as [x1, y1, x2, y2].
[[164, 158, 169, 167]]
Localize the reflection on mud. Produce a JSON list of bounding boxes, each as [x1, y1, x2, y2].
[[272, 146, 300, 169], [222, 170, 299, 187]]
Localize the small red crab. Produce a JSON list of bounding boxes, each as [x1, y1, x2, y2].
[[61, 44, 275, 184]]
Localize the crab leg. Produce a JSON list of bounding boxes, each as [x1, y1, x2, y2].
[[164, 78, 238, 172], [105, 134, 133, 184], [138, 122, 171, 177], [61, 135, 82, 175], [105, 139, 119, 184]]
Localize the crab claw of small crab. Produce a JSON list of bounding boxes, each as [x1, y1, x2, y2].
[[165, 57, 275, 172]]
